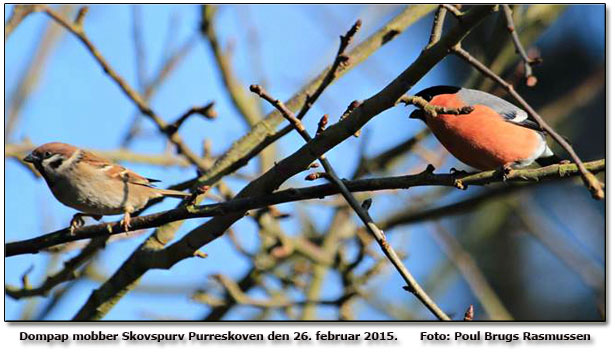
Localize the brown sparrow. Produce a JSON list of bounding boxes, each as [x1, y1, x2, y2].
[[23, 142, 190, 233]]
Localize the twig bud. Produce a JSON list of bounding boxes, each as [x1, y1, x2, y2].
[[305, 172, 327, 181], [361, 198, 373, 211], [464, 304, 474, 321], [317, 114, 328, 135], [249, 84, 263, 95]]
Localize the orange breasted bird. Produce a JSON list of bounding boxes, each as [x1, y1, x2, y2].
[[409, 86, 561, 171]]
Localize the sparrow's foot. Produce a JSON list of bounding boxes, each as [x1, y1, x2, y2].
[[69, 213, 102, 235], [120, 212, 131, 233], [70, 213, 85, 235]]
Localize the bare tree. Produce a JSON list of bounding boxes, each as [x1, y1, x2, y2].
[[5, 4, 605, 321]]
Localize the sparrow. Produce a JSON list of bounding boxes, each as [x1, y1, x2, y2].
[[409, 85, 562, 171], [23, 142, 191, 233]]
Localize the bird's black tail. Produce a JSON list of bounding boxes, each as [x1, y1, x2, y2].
[[535, 154, 564, 167]]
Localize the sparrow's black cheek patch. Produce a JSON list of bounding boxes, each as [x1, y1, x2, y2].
[[33, 163, 45, 175], [34, 163, 54, 187], [49, 158, 63, 169]]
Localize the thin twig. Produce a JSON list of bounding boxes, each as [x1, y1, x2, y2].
[[5, 4, 39, 40], [122, 35, 198, 147], [353, 127, 431, 178], [398, 95, 474, 117], [250, 84, 450, 320], [427, 5, 447, 48], [199, 5, 277, 172], [502, 5, 538, 86], [194, 274, 352, 309], [6, 142, 195, 168], [452, 45, 604, 200], [200, 5, 262, 127], [441, 4, 464, 18], [5, 5, 71, 140], [431, 223, 513, 320], [295, 19, 362, 120], [379, 162, 605, 231], [37, 5, 210, 171], [515, 206, 605, 292], [6, 236, 109, 299], [225, 228, 255, 258], [166, 102, 217, 134], [131, 5, 147, 92]]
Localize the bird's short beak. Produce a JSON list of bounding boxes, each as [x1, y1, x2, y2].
[[409, 109, 424, 120], [23, 153, 37, 163]]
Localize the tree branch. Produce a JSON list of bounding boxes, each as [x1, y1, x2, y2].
[[69, 6, 498, 320], [5, 4, 39, 40], [165, 102, 217, 135], [5, 5, 70, 140], [426, 5, 447, 48], [36, 5, 210, 172], [431, 223, 513, 320], [6, 237, 109, 299], [6, 141, 196, 168], [122, 34, 198, 147], [250, 84, 450, 320], [187, 5, 438, 188], [398, 94, 474, 117], [452, 45, 604, 200], [502, 5, 538, 86], [200, 5, 263, 127], [295, 19, 362, 120], [13, 154, 598, 260]]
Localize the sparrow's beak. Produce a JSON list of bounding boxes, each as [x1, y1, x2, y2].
[[23, 153, 37, 164]]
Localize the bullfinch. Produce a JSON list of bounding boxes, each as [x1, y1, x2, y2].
[[409, 85, 561, 171]]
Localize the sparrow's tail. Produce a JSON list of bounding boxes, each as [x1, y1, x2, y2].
[[158, 188, 192, 198], [535, 154, 564, 167]]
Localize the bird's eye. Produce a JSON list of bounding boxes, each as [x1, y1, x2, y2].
[[43, 151, 52, 158]]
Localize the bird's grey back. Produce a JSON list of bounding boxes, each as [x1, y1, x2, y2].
[[458, 87, 527, 122]]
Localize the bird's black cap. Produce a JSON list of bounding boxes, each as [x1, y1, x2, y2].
[[409, 85, 461, 120], [413, 85, 461, 102]]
